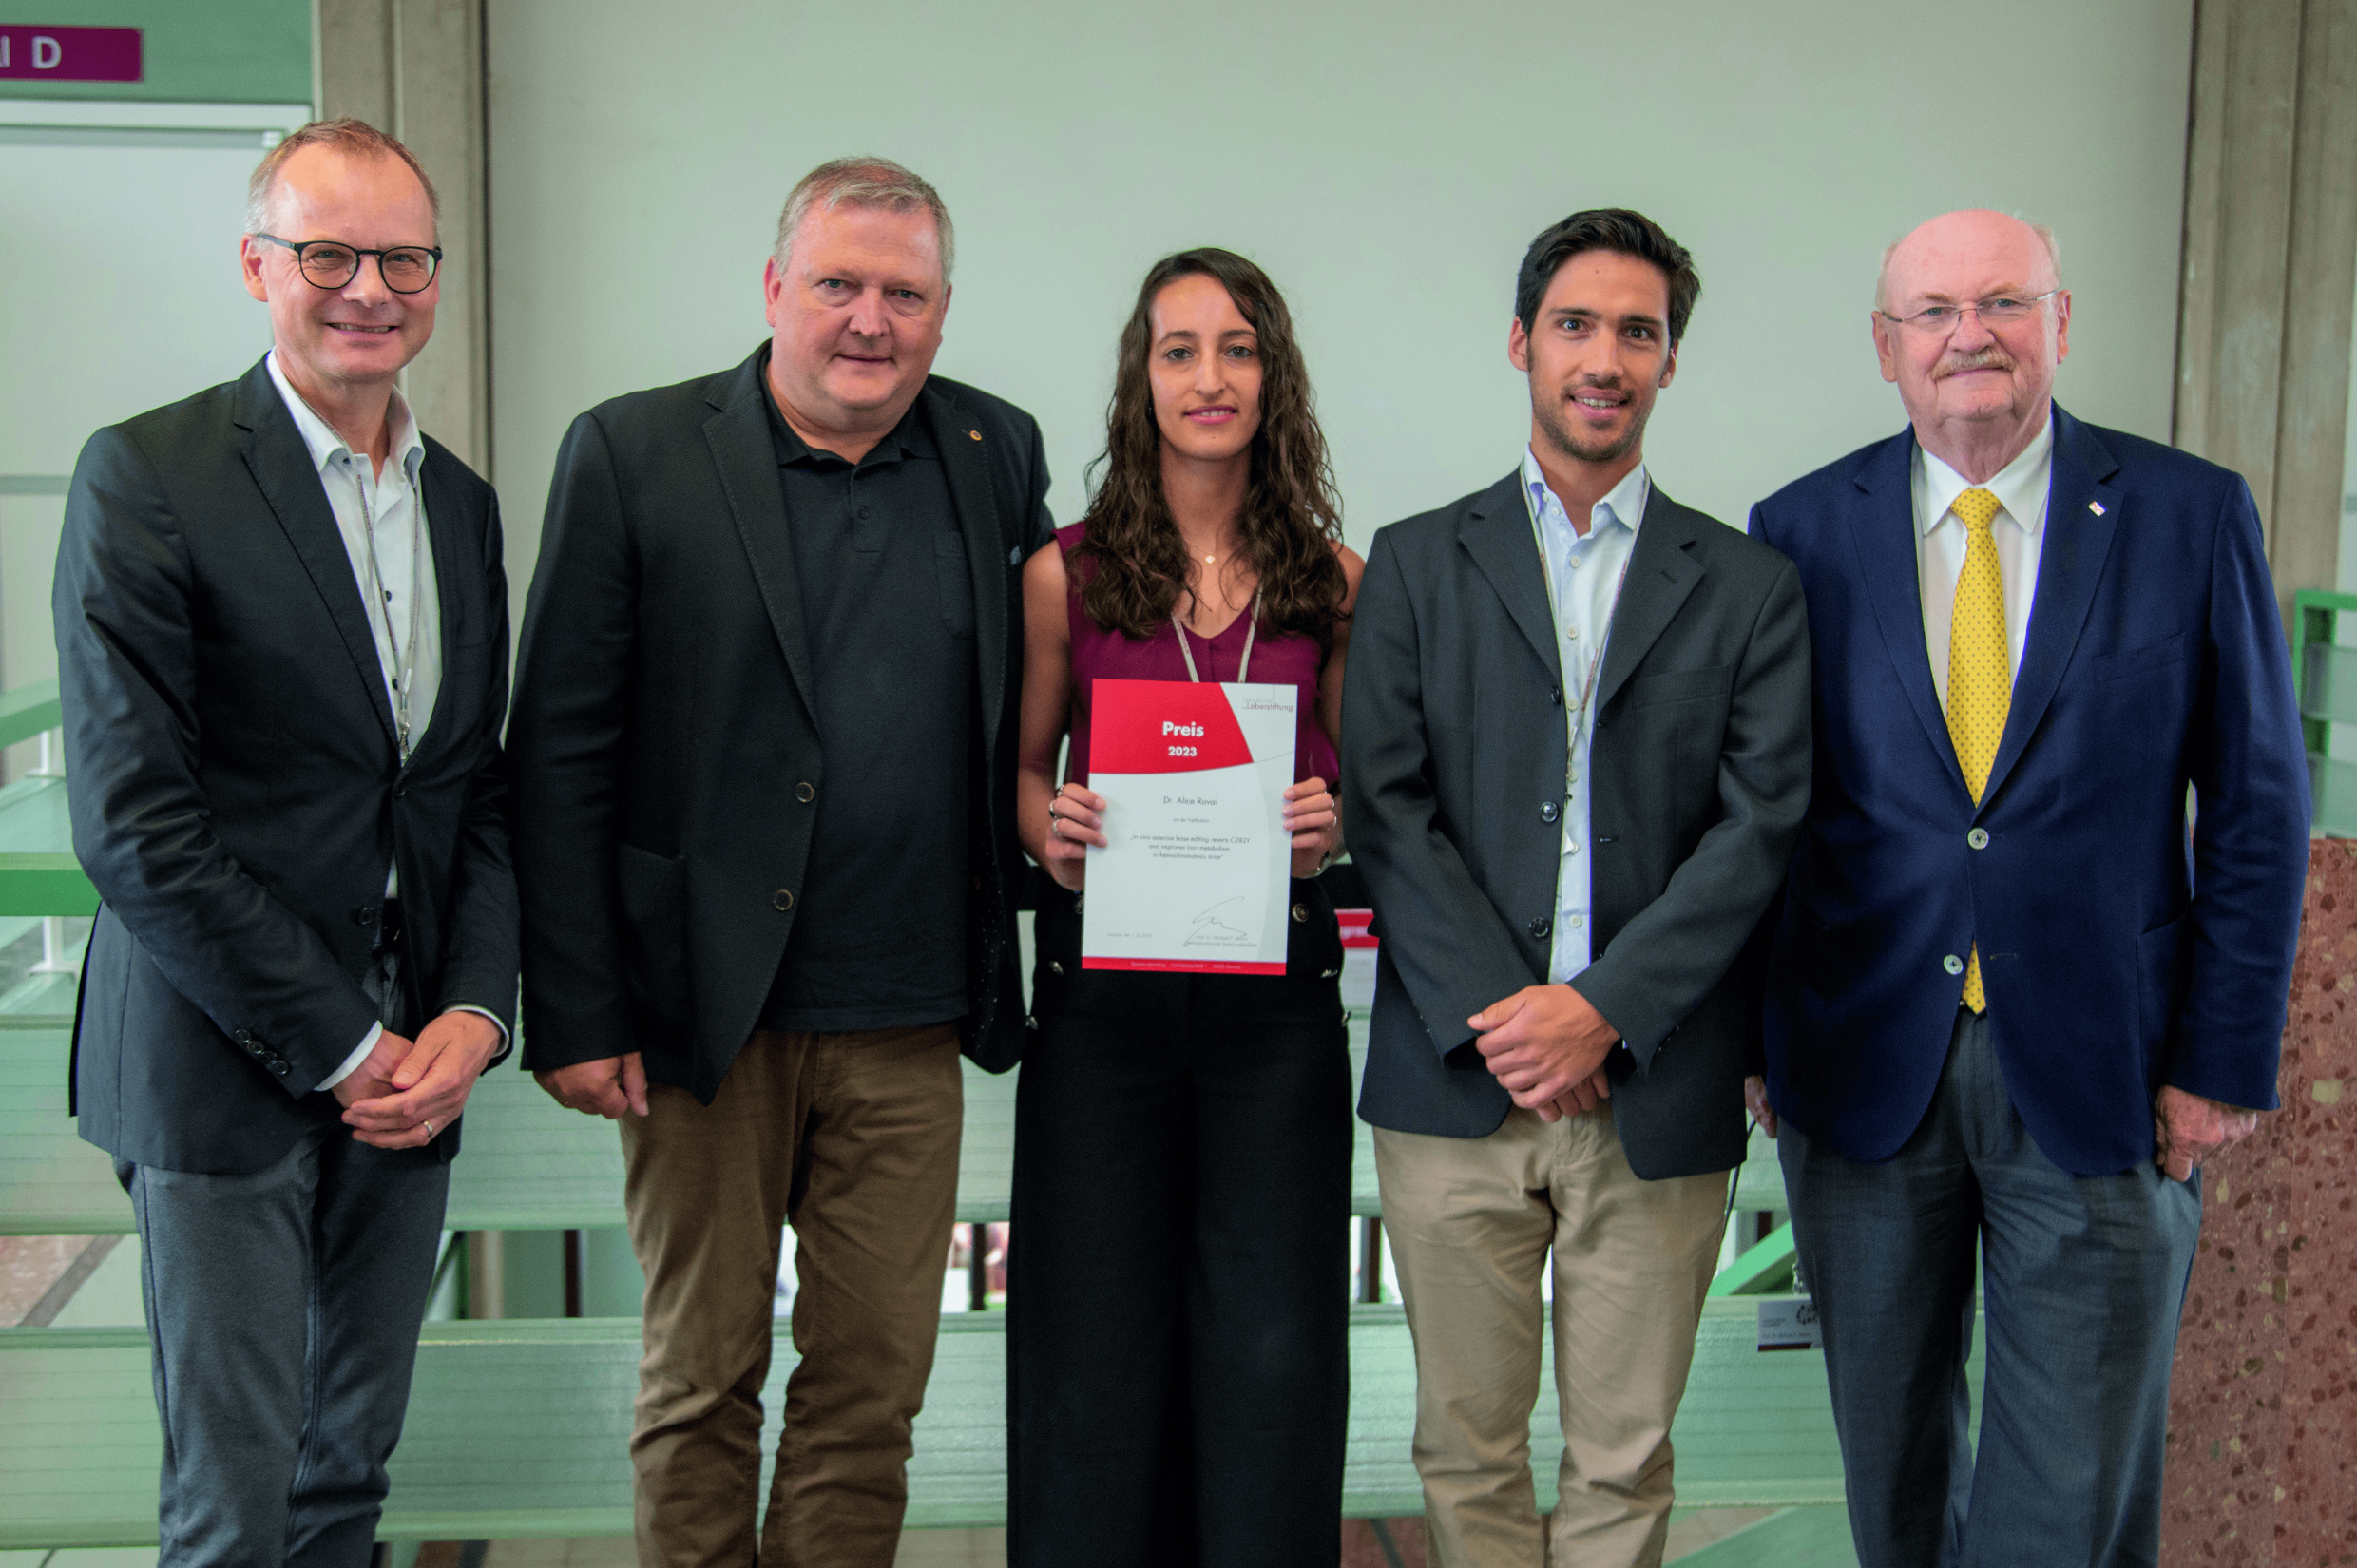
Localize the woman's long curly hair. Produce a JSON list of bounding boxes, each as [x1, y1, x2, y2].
[[1069, 248, 1348, 649]]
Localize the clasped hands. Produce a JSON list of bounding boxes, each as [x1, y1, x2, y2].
[[334, 1008, 505, 1149], [1470, 983, 1619, 1121], [1740, 1075, 2259, 1182], [1040, 776, 1343, 892]]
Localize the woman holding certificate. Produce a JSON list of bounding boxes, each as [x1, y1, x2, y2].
[[1009, 247, 1363, 1564]]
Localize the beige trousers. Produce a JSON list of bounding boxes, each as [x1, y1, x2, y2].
[[1374, 1102, 1729, 1568], [619, 1023, 963, 1568]]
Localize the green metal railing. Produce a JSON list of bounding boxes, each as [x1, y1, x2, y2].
[[2293, 589, 2357, 837]]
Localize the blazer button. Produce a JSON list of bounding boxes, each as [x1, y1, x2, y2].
[[1540, 801, 1560, 823], [773, 889, 795, 911], [1944, 954, 1964, 975], [1292, 904, 1308, 923], [1967, 828, 1989, 850], [272, 1061, 290, 1076], [1529, 916, 1551, 939], [1049, 960, 1064, 975], [795, 781, 816, 804]]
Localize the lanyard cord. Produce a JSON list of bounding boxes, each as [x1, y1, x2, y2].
[[354, 463, 424, 760], [1173, 587, 1262, 684], [1564, 556, 1634, 735], [1525, 479, 1638, 738]]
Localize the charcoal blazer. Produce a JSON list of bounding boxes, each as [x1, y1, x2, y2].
[[56, 356, 519, 1175], [507, 347, 1048, 1098], [1344, 473, 1811, 1178], [1751, 407, 2309, 1175]]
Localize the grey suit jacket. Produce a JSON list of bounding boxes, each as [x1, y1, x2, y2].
[[1342, 471, 1811, 1177]]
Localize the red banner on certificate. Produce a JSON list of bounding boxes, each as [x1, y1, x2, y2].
[[1081, 678, 1296, 975]]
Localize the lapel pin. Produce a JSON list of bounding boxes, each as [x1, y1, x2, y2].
[[968, 430, 983, 442], [2089, 501, 2105, 516]]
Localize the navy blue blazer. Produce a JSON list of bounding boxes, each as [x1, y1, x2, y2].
[[1751, 407, 2308, 1176]]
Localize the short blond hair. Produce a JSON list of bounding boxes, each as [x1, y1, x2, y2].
[[773, 156, 953, 279], [245, 118, 440, 238]]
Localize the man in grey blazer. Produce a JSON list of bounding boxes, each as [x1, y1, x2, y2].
[[1343, 209, 1811, 1567]]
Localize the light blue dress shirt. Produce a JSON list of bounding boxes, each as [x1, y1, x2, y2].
[[266, 352, 506, 1086], [1520, 447, 1648, 987]]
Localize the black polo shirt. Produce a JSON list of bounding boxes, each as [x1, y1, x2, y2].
[[757, 369, 975, 1033]]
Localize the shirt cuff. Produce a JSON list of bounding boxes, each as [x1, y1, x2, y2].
[[446, 1004, 511, 1052], [318, 1023, 382, 1092]]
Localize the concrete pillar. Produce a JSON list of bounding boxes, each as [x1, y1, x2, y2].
[[315, 0, 490, 476], [2173, 0, 2357, 624]]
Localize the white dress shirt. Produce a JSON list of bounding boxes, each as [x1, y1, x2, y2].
[[1913, 413, 2054, 710], [1522, 448, 1648, 987], [266, 353, 503, 1088]]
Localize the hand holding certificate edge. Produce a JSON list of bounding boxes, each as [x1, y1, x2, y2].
[[1042, 782, 1107, 892], [1282, 776, 1340, 878]]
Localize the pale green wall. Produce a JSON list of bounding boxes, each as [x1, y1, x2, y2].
[[486, 0, 2194, 590], [0, 0, 310, 104]]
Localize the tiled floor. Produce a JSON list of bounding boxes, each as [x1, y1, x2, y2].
[[443, 1509, 1779, 1565], [0, 1508, 1779, 1568]]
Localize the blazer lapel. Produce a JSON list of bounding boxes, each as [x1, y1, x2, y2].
[[1593, 489, 1702, 714], [703, 353, 819, 726], [1847, 430, 1965, 793], [407, 444, 473, 759], [233, 361, 399, 752], [1458, 472, 1563, 688], [1979, 408, 2121, 810], [925, 385, 1009, 744]]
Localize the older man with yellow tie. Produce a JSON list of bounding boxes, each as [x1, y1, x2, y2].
[[1745, 209, 2309, 1566]]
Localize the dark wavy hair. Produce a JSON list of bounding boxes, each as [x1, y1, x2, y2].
[[1070, 248, 1348, 647], [1514, 208, 1700, 345]]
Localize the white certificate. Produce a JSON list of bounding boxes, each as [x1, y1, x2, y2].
[[1082, 677, 1296, 974]]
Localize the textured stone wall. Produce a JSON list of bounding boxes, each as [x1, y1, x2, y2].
[[2162, 838, 2357, 1565]]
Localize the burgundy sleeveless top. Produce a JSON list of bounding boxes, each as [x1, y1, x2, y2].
[[1058, 521, 1338, 788]]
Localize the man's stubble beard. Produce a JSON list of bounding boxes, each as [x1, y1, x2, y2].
[[1533, 381, 1651, 469]]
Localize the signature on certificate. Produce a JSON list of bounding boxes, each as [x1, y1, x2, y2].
[[1185, 896, 1250, 947]]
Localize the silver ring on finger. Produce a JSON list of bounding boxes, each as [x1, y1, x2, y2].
[[421, 1119, 436, 1138]]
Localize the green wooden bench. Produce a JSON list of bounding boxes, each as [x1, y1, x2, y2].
[[0, 1021, 1019, 1234], [2, 1013, 1788, 1237], [0, 681, 98, 921], [0, 1296, 1944, 1548]]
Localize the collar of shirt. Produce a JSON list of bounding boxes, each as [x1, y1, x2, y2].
[[1521, 447, 1649, 550], [757, 349, 934, 468], [1913, 411, 2054, 540], [265, 350, 425, 488]]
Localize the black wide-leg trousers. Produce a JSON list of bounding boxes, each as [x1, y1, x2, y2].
[[1008, 880, 1352, 1568]]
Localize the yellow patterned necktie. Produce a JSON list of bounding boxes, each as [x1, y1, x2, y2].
[[1946, 487, 2006, 1012]]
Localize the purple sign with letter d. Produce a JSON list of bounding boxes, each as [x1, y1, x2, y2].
[[0, 25, 143, 81]]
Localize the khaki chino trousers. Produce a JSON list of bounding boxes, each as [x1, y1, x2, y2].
[[1374, 1101, 1729, 1568], [619, 1023, 963, 1568]]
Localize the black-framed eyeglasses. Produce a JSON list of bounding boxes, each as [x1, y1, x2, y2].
[[254, 233, 442, 295], [1877, 290, 2060, 335]]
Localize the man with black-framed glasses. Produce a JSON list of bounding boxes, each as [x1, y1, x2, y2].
[[1747, 208, 2308, 1564], [53, 117, 517, 1566]]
